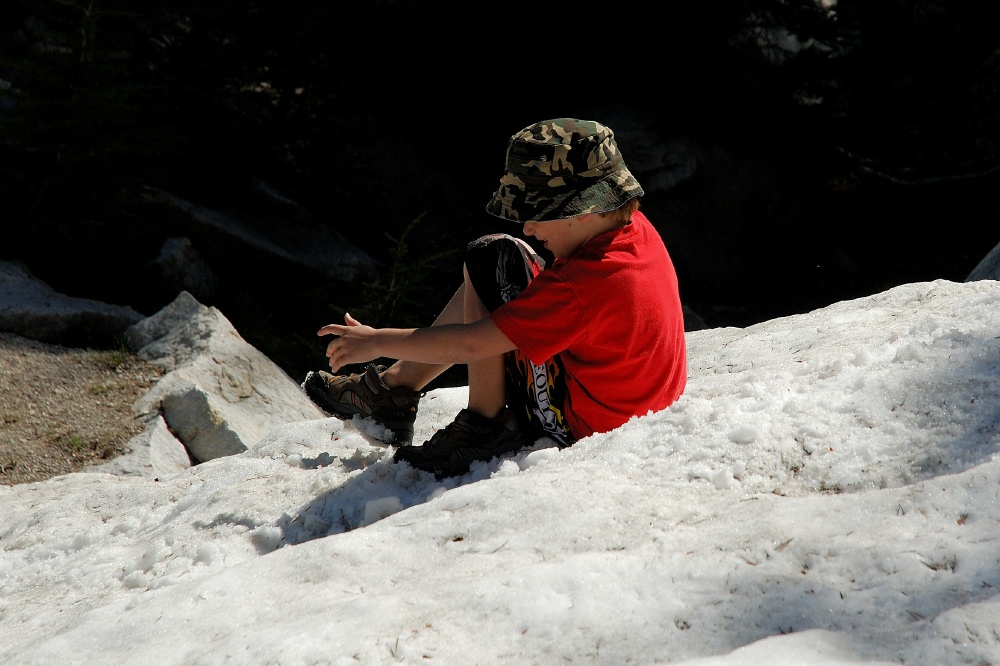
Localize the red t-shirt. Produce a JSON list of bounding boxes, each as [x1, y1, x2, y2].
[[491, 211, 687, 440]]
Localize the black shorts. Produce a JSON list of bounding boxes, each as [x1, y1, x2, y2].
[[465, 234, 574, 447]]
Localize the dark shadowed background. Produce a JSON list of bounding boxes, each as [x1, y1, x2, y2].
[[2, 0, 998, 382]]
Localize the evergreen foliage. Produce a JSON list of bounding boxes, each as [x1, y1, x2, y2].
[[0, 0, 997, 374], [345, 214, 459, 330]]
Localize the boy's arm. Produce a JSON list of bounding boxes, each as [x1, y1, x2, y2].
[[318, 313, 516, 373]]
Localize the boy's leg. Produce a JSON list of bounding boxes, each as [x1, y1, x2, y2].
[[379, 284, 465, 391], [386, 234, 541, 397], [463, 264, 505, 418], [464, 235, 573, 447], [310, 235, 528, 446], [304, 284, 465, 445], [461, 234, 544, 418], [394, 234, 545, 476]]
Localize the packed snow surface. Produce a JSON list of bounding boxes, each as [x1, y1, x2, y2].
[[2, 279, 999, 665]]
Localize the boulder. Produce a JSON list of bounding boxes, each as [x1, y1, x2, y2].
[[148, 237, 220, 303], [0, 260, 144, 348], [966, 239, 1000, 282], [88, 415, 192, 479], [141, 187, 380, 283], [128, 291, 326, 464], [598, 107, 698, 194]]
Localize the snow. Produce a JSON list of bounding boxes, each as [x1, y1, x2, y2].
[[2, 278, 999, 666]]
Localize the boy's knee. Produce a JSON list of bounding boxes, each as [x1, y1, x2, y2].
[[464, 234, 542, 312], [465, 233, 518, 266]]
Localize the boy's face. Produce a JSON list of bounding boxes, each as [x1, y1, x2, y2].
[[521, 214, 610, 260]]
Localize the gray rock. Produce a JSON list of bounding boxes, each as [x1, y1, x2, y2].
[[966, 240, 1000, 282], [588, 106, 698, 194], [0, 260, 144, 347], [124, 289, 205, 359], [141, 187, 379, 283], [88, 415, 192, 479], [129, 292, 325, 463], [682, 305, 709, 332], [158, 381, 249, 462], [149, 237, 220, 302]]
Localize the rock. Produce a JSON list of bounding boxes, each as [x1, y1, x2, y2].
[[682, 305, 709, 332], [88, 415, 192, 479], [966, 239, 1000, 282], [124, 289, 205, 359], [158, 382, 249, 462], [149, 237, 220, 302], [141, 187, 380, 283], [599, 107, 698, 195], [0, 259, 144, 348], [128, 291, 326, 463]]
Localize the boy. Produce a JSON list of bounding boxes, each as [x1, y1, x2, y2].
[[304, 118, 687, 477]]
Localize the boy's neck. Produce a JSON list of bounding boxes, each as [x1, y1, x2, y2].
[[592, 214, 629, 236], [571, 214, 629, 255]]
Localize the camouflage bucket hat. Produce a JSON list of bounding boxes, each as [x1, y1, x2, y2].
[[485, 118, 644, 223]]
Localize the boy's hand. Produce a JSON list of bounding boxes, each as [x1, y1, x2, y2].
[[317, 313, 378, 373]]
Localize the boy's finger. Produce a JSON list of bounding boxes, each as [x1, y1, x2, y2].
[[317, 324, 343, 336]]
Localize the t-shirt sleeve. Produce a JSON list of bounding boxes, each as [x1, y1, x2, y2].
[[490, 270, 587, 365]]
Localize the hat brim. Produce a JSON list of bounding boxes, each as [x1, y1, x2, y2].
[[486, 168, 644, 223]]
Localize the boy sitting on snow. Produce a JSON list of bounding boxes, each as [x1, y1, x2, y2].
[[304, 118, 687, 477]]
